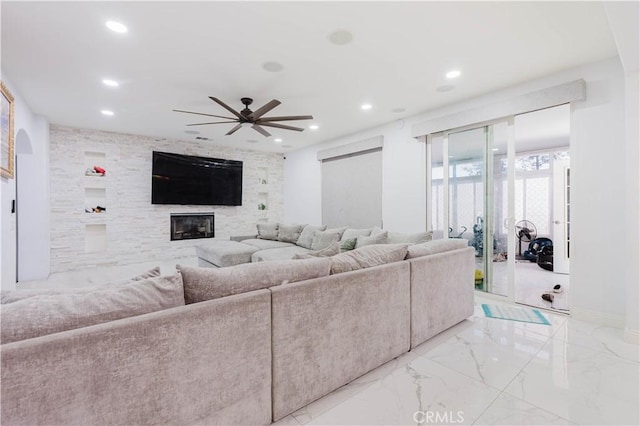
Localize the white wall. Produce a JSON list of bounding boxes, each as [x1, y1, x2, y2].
[[284, 120, 426, 233], [284, 57, 636, 331], [48, 125, 284, 273], [0, 75, 50, 290]]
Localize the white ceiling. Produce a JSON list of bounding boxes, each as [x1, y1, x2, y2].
[[1, 1, 618, 153]]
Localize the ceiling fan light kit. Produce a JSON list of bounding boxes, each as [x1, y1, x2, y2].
[[174, 97, 313, 137]]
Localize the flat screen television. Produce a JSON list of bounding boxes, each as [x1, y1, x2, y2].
[[152, 151, 243, 206]]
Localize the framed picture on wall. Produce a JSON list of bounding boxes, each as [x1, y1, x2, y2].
[[1, 81, 15, 179]]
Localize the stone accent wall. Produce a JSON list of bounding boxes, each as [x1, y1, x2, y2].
[[49, 125, 284, 273]]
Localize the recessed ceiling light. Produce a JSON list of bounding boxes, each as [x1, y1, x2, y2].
[[309, 124, 319, 130], [446, 70, 461, 79], [262, 61, 284, 72], [361, 104, 372, 110], [185, 130, 200, 135], [106, 21, 128, 34], [392, 108, 406, 113], [492, 148, 499, 152], [102, 79, 119, 87], [328, 29, 353, 46], [436, 85, 455, 92], [101, 110, 114, 116], [274, 138, 283, 143]]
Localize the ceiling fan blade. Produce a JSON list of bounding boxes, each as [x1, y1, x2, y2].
[[256, 115, 313, 123], [209, 97, 244, 120], [173, 109, 236, 120], [248, 99, 281, 120], [186, 121, 239, 126], [259, 122, 305, 132], [252, 124, 271, 137], [225, 123, 243, 135]]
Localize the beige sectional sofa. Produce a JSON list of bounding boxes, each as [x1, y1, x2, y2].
[[1, 237, 473, 425]]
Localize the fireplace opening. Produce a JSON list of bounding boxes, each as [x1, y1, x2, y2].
[[170, 213, 214, 241]]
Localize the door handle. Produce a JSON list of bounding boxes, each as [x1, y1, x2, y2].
[[554, 220, 565, 225]]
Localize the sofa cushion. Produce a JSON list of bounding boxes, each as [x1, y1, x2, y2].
[[0, 274, 185, 344], [310, 230, 341, 251], [241, 238, 295, 250], [388, 230, 433, 245], [293, 241, 341, 259], [251, 246, 312, 262], [406, 239, 469, 259], [324, 227, 348, 239], [1, 267, 162, 305], [277, 223, 306, 243], [340, 237, 357, 251], [355, 231, 388, 248], [330, 244, 409, 275], [341, 228, 372, 241], [196, 241, 259, 267], [257, 223, 279, 240], [297, 225, 327, 249], [178, 258, 332, 304]]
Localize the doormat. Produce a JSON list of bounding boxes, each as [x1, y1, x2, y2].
[[482, 304, 551, 325]]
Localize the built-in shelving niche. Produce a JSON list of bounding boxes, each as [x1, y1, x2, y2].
[[85, 224, 107, 253]]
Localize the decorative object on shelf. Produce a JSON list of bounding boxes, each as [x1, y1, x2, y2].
[[258, 203, 267, 211], [174, 96, 313, 137], [1, 81, 15, 179], [85, 206, 106, 213], [85, 165, 106, 176]]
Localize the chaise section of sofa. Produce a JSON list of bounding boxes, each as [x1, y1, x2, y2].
[[270, 261, 411, 421], [1, 289, 273, 426]]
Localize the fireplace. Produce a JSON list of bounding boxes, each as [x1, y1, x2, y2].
[[170, 213, 214, 241]]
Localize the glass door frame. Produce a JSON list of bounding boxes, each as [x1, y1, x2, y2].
[[426, 117, 516, 302]]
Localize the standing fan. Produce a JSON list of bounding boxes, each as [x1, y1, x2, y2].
[[515, 220, 537, 257]]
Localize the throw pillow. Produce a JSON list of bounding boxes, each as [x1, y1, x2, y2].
[[324, 227, 348, 239], [277, 223, 306, 243], [406, 239, 469, 259], [387, 230, 433, 244], [297, 224, 327, 249], [0, 273, 185, 344], [330, 244, 409, 275], [340, 237, 357, 252], [178, 257, 332, 304], [0, 267, 162, 305], [341, 228, 372, 241], [310, 230, 341, 251], [256, 223, 279, 240], [293, 241, 341, 259], [355, 231, 388, 248], [370, 226, 385, 236]]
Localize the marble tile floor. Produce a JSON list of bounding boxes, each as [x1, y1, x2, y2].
[[275, 296, 639, 426], [479, 261, 571, 312], [18, 262, 638, 426]]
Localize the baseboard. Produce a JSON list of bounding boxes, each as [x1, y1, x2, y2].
[[571, 306, 625, 329], [624, 327, 640, 345]]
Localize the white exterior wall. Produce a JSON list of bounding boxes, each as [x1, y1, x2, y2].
[[284, 57, 635, 331]]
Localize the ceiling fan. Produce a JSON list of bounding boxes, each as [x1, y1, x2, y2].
[[174, 97, 313, 137]]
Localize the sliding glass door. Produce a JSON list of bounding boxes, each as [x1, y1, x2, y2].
[[428, 120, 513, 297]]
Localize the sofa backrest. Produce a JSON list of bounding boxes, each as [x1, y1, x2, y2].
[[178, 257, 331, 304], [270, 261, 411, 421], [408, 247, 475, 347], [1, 289, 273, 426]]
